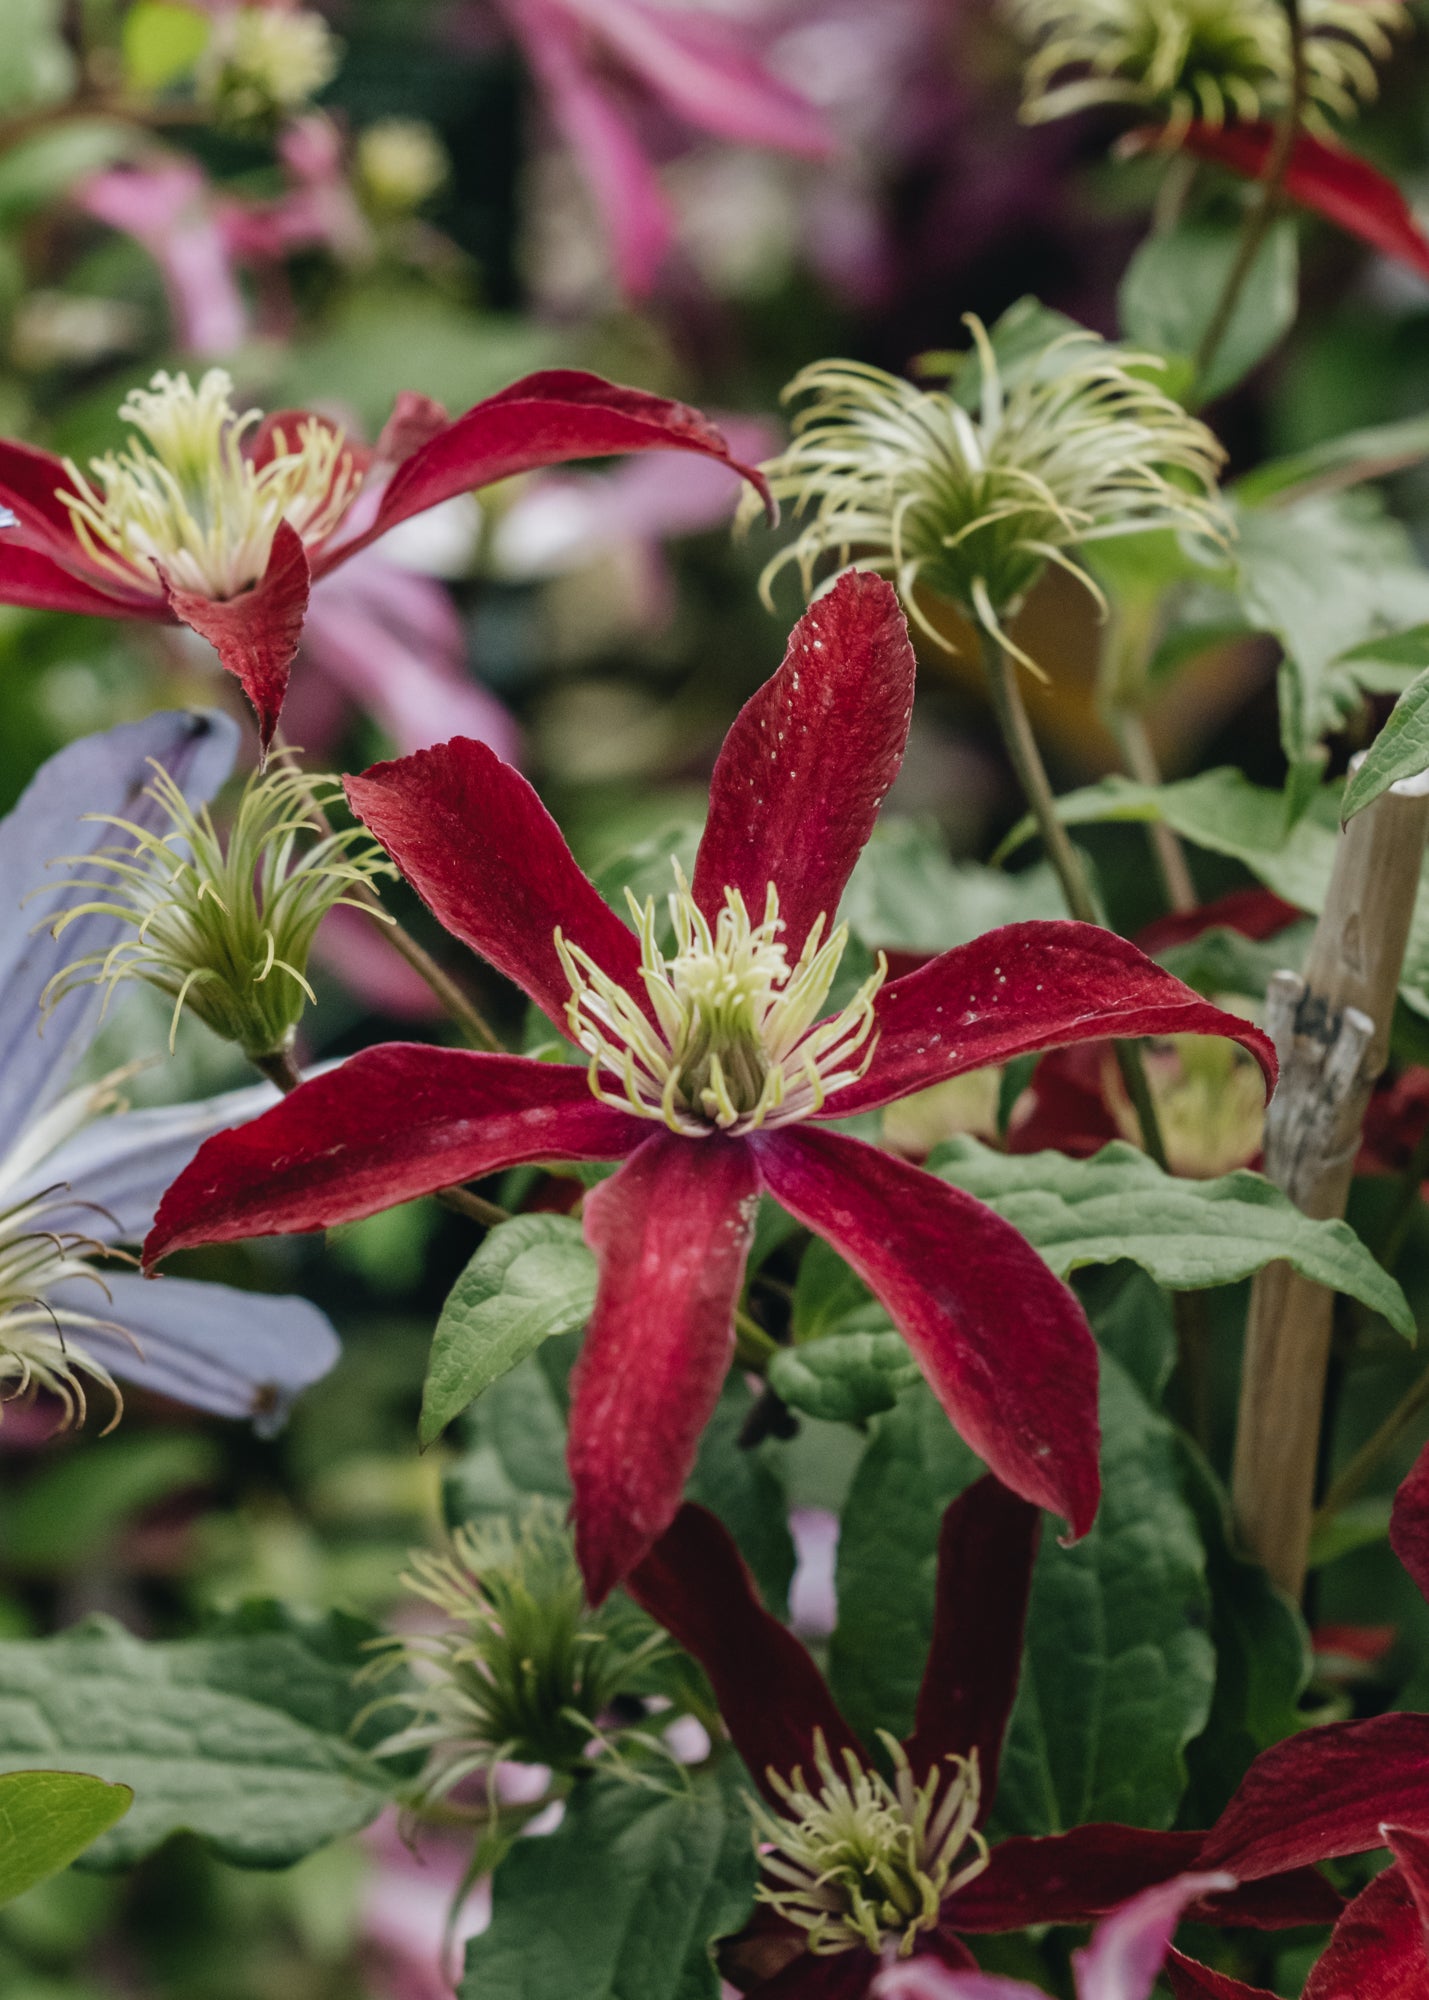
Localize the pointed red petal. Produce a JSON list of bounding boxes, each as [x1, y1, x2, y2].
[[0, 438, 117, 565], [691, 572, 914, 959], [569, 1131, 759, 1600], [1304, 1863, 1429, 2000], [1388, 1825, 1429, 1931], [752, 1127, 1100, 1539], [337, 369, 773, 561], [346, 737, 647, 1034], [1182, 123, 1429, 281], [143, 1046, 642, 1265], [760, 1954, 881, 1999], [0, 542, 159, 618], [1165, 1954, 1276, 2000], [904, 1476, 1040, 1816], [163, 519, 310, 753], [373, 391, 449, 465], [1390, 1440, 1429, 1606], [1200, 1714, 1429, 1879], [627, 1501, 863, 1802], [951, 1828, 1204, 1931], [829, 922, 1276, 1118]]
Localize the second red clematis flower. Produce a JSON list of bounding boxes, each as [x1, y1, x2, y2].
[[0, 365, 768, 750], [143, 572, 1274, 1596]]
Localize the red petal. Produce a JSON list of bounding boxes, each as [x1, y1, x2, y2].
[[691, 572, 915, 959], [627, 1501, 863, 1802], [1389, 1825, 1429, 1930], [751, 1127, 1100, 1539], [1390, 1440, 1429, 1606], [143, 1046, 643, 1264], [904, 1476, 1040, 1817], [346, 736, 647, 1035], [0, 542, 159, 619], [335, 369, 773, 562], [759, 1955, 880, 1999], [163, 519, 310, 753], [373, 391, 450, 465], [1165, 1954, 1276, 2000], [0, 438, 118, 566], [1305, 1863, 1429, 2000], [951, 1828, 1204, 1931], [1182, 123, 1429, 281], [830, 922, 1277, 1118], [1201, 1714, 1429, 1879], [569, 1131, 759, 1599], [1135, 887, 1303, 956]]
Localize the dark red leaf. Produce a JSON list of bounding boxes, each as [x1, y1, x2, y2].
[[903, 1476, 1040, 1818], [691, 571, 915, 958], [1182, 123, 1429, 281], [346, 736, 649, 1035], [144, 1046, 643, 1264], [163, 518, 310, 753], [751, 1126, 1101, 1539], [628, 1501, 863, 1802], [825, 922, 1276, 1119], [569, 1131, 759, 1599]]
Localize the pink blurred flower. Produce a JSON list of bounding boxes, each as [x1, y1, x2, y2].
[[75, 157, 249, 356], [360, 1811, 491, 2000], [483, 0, 832, 295]]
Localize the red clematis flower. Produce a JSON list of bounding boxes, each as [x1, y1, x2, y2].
[[0, 364, 769, 750], [626, 1488, 1355, 1995], [143, 571, 1274, 1596]]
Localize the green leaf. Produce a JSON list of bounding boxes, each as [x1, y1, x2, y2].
[[0, 1611, 391, 1867], [443, 1341, 575, 1529], [1342, 658, 1429, 820], [1155, 921, 1313, 1001], [0, 1772, 131, 1904], [927, 1138, 1414, 1334], [769, 1333, 920, 1423], [688, 1377, 797, 1617], [1119, 218, 1297, 403], [1235, 412, 1429, 507], [1177, 1442, 1310, 1822], [829, 1387, 983, 1744], [121, 1, 210, 89], [421, 1217, 597, 1448], [841, 819, 1061, 955], [993, 1357, 1215, 1833], [1233, 491, 1429, 768], [460, 1765, 756, 2000]]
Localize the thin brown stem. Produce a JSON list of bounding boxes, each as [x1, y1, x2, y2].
[[979, 630, 1171, 1173], [1314, 1366, 1429, 1530], [1190, 0, 1306, 399], [1113, 711, 1197, 914]]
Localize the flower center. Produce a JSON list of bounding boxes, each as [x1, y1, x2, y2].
[[751, 1732, 989, 1959], [59, 369, 362, 600], [556, 867, 885, 1136], [0, 1187, 129, 1431]]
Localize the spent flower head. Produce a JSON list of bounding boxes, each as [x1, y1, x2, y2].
[[356, 117, 450, 214], [41, 754, 393, 1061], [1003, 0, 1408, 137], [61, 369, 361, 604], [360, 1502, 671, 1807], [748, 314, 1229, 668], [199, 5, 341, 131], [751, 1731, 989, 1958], [0, 1162, 132, 1435]]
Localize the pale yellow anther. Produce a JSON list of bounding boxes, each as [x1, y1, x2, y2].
[[556, 864, 885, 1136], [59, 369, 362, 601]]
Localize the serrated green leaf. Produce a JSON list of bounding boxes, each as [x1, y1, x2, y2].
[[460, 1764, 756, 2000], [1119, 218, 1297, 403], [1342, 660, 1429, 820], [1155, 921, 1313, 1001], [0, 1612, 390, 1867], [769, 1332, 920, 1423], [0, 1772, 131, 1904], [927, 1138, 1414, 1334], [421, 1217, 596, 1447], [443, 1342, 575, 1529], [993, 1357, 1215, 1833], [1233, 491, 1429, 768], [840, 819, 1061, 956]]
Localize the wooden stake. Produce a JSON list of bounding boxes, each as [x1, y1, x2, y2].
[[1232, 775, 1429, 1594]]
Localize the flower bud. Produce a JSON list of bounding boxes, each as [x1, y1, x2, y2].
[[356, 117, 449, 214], [42, 755, 393, 1062], [360, 1501, 671, 1808]]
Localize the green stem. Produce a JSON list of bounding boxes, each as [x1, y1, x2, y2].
[[979, 630, 1171, 1172], [1189, 0, 1306, 400], [1112, 710, 1197, 914], [1313, 1364, 1429, 1530]]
